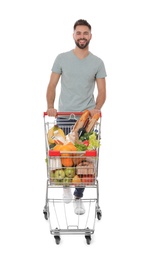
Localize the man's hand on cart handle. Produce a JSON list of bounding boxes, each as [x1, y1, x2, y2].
[[47, 108, 57, 117], [89, 108, 101, 117]]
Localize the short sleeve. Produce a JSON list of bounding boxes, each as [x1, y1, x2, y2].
[[95, 60, 107, 78], [51, 54, 62, 75]]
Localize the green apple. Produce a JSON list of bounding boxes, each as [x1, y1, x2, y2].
[[54, 179, 63, 185], [50, 171, 55, 181], [63, 177, 72, 186], [55, 169, 65, 180], [64, 167, 75, 178]]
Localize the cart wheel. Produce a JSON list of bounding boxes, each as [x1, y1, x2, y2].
[[43, 209, 48, 220], [97, 211, 102, 220], [85, 235, 91, 245], [54, 235, 61, 245], [43, 211, 48, 220]]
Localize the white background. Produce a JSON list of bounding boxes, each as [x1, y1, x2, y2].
[[0, 0, 145, 259]]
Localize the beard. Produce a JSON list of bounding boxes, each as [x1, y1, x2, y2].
[[75, 39, 90, 49]]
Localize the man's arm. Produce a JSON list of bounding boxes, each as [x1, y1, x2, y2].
[[46, 72, 60, 116], [95, 78, 106, 109], [90, 78, 106, 117]]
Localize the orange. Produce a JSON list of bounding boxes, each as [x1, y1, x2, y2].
[[72, 175, 82, 185], [53, 144, 63, 151]]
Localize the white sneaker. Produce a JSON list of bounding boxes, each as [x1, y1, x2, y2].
[[73, 199, 85, 215], [63, 187, 73, 203]]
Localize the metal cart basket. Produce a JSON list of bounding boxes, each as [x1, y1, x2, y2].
[[43, 112, 102, 244]]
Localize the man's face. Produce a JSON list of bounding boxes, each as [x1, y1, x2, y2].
[[73, 25, 92, 49]]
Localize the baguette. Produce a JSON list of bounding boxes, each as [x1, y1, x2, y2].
[[72, 110, 90, 133], [85, 113, 100, 132]]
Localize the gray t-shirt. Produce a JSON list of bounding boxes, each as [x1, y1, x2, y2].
[[52, 50, 107, 112]]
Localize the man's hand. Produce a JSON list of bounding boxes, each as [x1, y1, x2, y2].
[[89, 109, 101, 117], [47, 108, 57, 117]]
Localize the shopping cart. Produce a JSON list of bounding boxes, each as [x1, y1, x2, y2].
[[43, 112, 102, 244]]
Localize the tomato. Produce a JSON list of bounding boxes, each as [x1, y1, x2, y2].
[[83, 140, 89, 146], [81, 175, 95, 184]]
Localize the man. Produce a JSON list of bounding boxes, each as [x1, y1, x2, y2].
[[46, 19, 107, 215]]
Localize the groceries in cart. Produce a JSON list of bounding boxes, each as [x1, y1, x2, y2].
[[47, 110, 100, 149], [46, 110, 101, 186]]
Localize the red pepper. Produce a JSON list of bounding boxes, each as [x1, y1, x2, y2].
[[83, 140, 89, 146]]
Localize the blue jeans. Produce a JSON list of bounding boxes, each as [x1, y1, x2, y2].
[[57, 117, 85, 198], [73, 187, 85, 198]]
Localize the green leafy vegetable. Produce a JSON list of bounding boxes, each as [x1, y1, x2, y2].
[[87, 132, 100, 150], [74, 143, 88, 151]]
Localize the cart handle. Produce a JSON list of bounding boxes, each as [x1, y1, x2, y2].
[[43, 111, 83, 117], [43, 111, 102, 117]]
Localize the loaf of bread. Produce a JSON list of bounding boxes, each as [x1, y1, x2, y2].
[[72, 110, 90, 133], [85, 113, 100, 132]]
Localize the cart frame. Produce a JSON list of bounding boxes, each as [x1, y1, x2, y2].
[[43, 112, 102, 244]]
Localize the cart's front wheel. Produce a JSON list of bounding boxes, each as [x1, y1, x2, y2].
[[97, 211, 102, 220], [54, 236, 61, 244], [85, 235, 91, 245]]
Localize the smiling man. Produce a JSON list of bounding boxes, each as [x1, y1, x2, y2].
[[73, 22, 92, 49], [46, 19, 107, 215]]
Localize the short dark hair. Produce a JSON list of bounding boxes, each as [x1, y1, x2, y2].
[[73, 19, 91, 31]]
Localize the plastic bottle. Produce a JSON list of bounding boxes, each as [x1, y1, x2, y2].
[[52, 130, 66, 145]]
